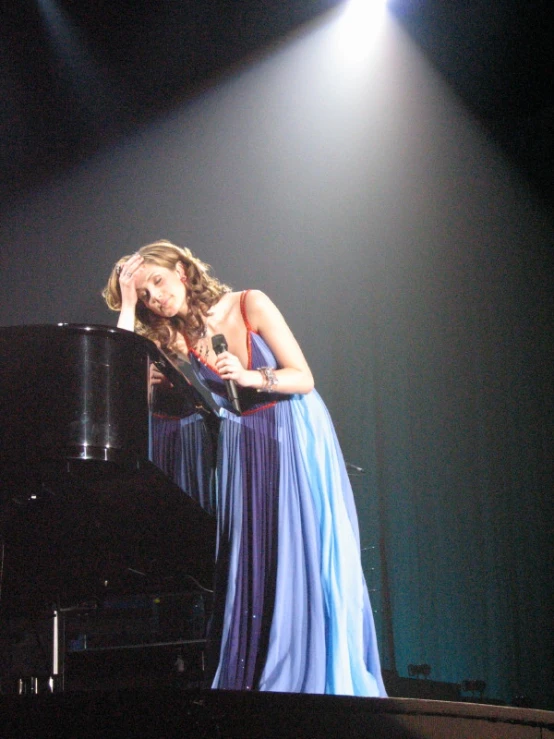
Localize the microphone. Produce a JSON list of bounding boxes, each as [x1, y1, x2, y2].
[[212, 333, 241, 414]]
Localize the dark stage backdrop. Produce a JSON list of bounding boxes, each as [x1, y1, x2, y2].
[[1, 9, 553, 709]]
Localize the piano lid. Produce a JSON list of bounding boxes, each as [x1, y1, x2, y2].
[[0, 323, 216, 469]]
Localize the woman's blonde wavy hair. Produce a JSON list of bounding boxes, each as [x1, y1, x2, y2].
[[102, 240, 231, 351]]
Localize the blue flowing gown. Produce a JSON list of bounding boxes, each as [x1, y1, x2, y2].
[[152, 292, 386, 696]]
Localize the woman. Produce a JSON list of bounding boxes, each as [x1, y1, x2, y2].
[[103, 239, 386, 696]]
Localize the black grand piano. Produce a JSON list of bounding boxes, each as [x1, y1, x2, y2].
[[0, 324, 218, 692]]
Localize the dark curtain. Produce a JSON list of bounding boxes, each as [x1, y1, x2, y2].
[[338, 240, 554, 708]]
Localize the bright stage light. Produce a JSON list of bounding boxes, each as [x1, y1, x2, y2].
[[332, 0, 389, 64], [341, 0, 389, 24]]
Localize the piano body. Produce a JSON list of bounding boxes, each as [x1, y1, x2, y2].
[[0, 324, 218, 691]]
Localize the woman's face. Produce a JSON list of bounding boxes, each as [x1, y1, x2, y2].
[[134, 261, 187, 318]]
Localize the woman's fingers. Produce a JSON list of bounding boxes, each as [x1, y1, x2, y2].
[[215, 352, 243, 381], [119, 254, 144, 283]]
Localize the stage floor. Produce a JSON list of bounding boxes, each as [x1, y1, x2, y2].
[[1, 689, 553, 738]]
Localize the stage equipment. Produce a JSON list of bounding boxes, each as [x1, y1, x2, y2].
[[461, 679, 487, 700]]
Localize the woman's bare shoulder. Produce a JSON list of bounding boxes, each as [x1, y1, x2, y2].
[[241, 289, 274, 310]]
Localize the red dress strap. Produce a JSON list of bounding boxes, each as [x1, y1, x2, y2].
[[240, 290, 255, 333]]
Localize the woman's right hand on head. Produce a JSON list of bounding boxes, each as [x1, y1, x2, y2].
[[116, 253, 144, 330], [118, 253, 144, 306]]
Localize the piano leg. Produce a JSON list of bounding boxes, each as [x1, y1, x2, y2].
[[48, 607, 64, 693]]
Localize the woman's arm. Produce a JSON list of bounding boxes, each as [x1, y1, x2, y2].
[[215, 290, 314, 395], [116, 253, 144, 331]]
